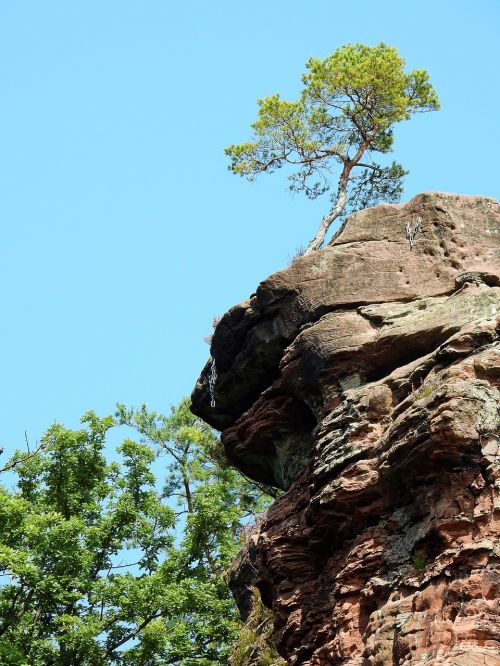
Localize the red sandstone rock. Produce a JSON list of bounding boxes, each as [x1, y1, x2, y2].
[[192, 193, 500, 665]]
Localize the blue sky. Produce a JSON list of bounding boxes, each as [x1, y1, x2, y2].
[[0, 0, 499, 456]]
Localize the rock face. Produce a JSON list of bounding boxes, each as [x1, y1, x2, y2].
[[191, 193, 500, 665]]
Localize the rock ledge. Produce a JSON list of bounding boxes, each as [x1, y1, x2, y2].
[[192, 193, 500, 665]]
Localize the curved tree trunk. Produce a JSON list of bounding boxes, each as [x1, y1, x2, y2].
[[304, 172, 348, 254]]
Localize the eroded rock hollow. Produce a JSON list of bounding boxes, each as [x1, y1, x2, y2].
[[191, 193, 500, 665]]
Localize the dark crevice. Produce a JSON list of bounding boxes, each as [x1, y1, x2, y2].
[[329, 237, 407, 249], [414, 528, 447, 563], [255, 580, 273, 610], [222, 397, 317, 489], [365, 326, 462, 384]]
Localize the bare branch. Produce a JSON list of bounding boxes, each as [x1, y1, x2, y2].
[[0, 441, 45, 474]]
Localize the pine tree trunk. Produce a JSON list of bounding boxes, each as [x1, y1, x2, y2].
[[304, 175, 348, 254]]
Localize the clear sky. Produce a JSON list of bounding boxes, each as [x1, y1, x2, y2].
[[0, 0, 498, 455]]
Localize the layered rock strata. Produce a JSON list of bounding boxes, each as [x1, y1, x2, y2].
[[192, 193, 500, 665]]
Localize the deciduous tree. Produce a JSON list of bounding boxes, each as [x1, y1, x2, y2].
[[0, 400, 272, 665]]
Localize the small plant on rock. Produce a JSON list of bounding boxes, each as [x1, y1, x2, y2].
[[229, 588, 286, 666], [413, 549, 427, 570]]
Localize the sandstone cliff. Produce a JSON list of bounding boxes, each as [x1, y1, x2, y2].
[[192, 193, 500, 665]]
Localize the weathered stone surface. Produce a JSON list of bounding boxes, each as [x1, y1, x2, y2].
[[192, 192, 499, 431], [191, 193, 500, 665]]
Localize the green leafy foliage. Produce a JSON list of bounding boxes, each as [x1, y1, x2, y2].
[[226, 42, 439, 251], [0, 400, 273, 665], [413, 549, 427, 570], [228, 589, 285, 666]]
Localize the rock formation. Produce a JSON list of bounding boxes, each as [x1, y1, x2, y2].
[[191, 193, 500, 665]]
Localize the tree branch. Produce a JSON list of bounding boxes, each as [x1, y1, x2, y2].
[[0, 442, 45, 474], [104, 609, 162, 656]]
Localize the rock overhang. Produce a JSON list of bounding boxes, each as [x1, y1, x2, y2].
[[191, 192, 500, 664], [191, 192, 500, 489]]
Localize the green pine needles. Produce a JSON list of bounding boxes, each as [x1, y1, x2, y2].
[[226, 43, 440, 253]]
